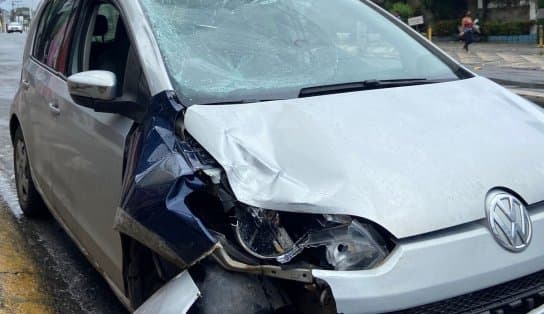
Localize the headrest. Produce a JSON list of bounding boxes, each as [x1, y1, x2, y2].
[[93, 15, 108, 37]]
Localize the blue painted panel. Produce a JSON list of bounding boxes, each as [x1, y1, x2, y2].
[[115, 91, 217, 266]]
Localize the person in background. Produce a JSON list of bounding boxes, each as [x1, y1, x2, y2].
[[461, 11, 474, 52], [392, 11, 402, 20]]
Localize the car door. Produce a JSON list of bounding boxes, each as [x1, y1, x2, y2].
[[20, 0, 77, 207], [45, 1, 144, 290]]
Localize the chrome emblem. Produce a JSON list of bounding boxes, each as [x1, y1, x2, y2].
[[486, 192, 532, 252]]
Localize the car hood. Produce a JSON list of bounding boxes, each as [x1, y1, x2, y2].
[[184, 77, 544, 238]]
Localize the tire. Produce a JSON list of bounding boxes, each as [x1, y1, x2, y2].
[[13, 127, 46, 217]]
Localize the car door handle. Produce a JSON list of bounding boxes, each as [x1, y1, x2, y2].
[[22, 80, 30, 90], [48, 103, 61, 116]]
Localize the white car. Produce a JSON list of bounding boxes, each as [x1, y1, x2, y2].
[[10, 0, 544, 313], [6, 22, 23, 33]]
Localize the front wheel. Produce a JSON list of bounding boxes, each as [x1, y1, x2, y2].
[[13, 127, 46, 217], [125, 240, 173, 309]]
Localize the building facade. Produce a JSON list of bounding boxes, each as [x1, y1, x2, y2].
[[470, 0, 539, 21]]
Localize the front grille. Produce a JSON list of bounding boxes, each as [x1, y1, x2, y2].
[[392, 270, 544, 314]]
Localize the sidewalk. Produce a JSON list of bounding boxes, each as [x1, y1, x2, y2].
[[436, 42, 544, 103], [0, 206, 55, 314]]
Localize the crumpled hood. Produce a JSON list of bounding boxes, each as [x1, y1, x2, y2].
[[185, 77, 544, 238]]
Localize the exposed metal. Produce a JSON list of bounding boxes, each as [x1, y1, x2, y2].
[[212, 245, 313, 283], [67, 71, 117, 101], [486, 191, 532, 252]]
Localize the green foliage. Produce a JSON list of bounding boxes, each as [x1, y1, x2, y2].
[[536, 0, 544, 8], [483, 20, 535, 35], [433, 20, 459, 36], [421, 0, 466, 20], [389, 2, 414, 20]]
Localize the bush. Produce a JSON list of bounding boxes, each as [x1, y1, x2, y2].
[[538, 0, 544, 9], [390, 2, 414, 20], [433, 20, 459, 36], [483, 20, 534, 36]]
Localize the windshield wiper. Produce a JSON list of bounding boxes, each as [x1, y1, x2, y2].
[[298, 78, 454, 98], [199, 99, 283, 106]]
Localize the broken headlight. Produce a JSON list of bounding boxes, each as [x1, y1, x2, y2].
[[234, 207, 390, 270]]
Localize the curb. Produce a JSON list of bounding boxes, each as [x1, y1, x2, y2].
[[511, 88, 544, 104]]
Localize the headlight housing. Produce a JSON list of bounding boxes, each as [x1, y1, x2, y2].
[[234, 206, 391, 270]]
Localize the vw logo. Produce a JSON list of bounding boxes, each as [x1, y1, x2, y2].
[[486, 191, 532, 252]]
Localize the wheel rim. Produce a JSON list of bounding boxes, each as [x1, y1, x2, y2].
[[15, 139, 30, 204]]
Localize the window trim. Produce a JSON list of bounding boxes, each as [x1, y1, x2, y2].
[[66, 1, 96, 75], [30, 0, 81, 80], [31, 0, 53, 60]]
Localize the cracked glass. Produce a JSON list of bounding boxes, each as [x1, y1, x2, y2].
[[140, 0, 459, 105]]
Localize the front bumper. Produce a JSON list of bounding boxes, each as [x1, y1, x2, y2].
[[313, 207, 544, 314]]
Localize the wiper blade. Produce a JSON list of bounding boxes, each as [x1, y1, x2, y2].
[[199, 99, 282, 106], [299, 78, 454, 98]]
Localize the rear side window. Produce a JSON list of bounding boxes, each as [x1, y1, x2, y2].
[[33, 0, 77, 71], [33, 2, 54, 58]]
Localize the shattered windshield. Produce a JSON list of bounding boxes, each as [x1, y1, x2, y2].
[[140, 0, 459, 105]]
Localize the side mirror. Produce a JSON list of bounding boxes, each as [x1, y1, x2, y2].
[[67, 70, 117, 101], [67, 70, 145, 121]]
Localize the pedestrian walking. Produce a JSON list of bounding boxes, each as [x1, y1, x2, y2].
[[460, 11, 474, 52]]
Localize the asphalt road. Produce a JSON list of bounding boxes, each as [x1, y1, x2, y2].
[[0, 33, 126, 313], [436, 42, 544, 89]]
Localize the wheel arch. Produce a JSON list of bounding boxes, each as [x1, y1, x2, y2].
[[9, 114, 21, 144]]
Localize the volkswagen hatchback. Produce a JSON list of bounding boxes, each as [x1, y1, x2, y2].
[[10, 0, 544, 313]]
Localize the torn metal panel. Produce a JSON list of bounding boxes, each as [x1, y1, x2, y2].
[[135, 270, 200, 314], [114, 91, 217, 267], [184, 77, 544, 239]]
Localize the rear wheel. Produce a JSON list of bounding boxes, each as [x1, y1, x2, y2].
[[13, 127, 46, 217]]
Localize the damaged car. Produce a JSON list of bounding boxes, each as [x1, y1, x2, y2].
[[10, 0, 544, 313]]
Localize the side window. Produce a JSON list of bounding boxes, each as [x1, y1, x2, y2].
[[88, 3, 129, 85], [68, 1, 150, 104], [32, 2, 54, 59], [56, 2, 81, 74], [32, 0, 76, 70]]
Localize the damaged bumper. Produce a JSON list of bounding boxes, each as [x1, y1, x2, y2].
[[313, 207, 544, 314], [135, 271, 200, 314]]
